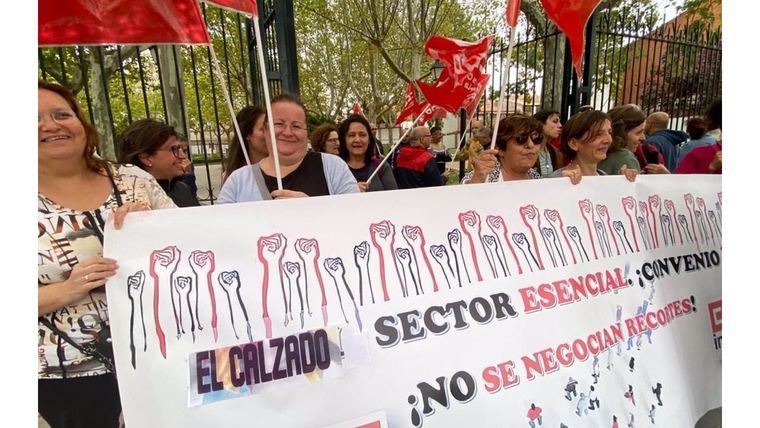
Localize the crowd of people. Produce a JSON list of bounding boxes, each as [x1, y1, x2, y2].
[[37, 78, 721, 426]]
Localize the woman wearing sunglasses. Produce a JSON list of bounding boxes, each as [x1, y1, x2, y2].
[[463, 114, 578, 183], [550, 109, 637, 182], [118, 118, 200, 207]]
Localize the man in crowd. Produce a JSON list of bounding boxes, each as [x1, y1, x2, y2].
[[644, 111, 688, 171], [429, 126, 452, 177], [393, 126, 445, 189]]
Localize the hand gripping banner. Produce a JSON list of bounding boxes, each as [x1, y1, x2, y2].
[[105, 175, 721, 427]]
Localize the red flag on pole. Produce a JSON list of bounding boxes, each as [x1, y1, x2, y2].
[[204, 0, 258, 16], [352, 102, 365, 117], [539, 0, 601, 79], [414, 35, 493, 114], [505, 0, 522, 28], [395, 83, 424, 125], [39, 0, 211, 46]]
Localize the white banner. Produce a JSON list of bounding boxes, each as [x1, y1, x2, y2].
[[104, 175, 721, 427]]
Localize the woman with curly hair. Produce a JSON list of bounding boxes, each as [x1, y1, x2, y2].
[[310, 123, 340, 155]]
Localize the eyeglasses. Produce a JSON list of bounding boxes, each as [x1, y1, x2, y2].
[[512, 133, 544, 145], [272, 121, 307, 133], [38, 109, 77, 125], [157, 144, 190, 157], [325, 137, 340, 145]]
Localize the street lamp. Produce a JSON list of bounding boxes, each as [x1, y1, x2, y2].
[[431, 59, 444, 80]]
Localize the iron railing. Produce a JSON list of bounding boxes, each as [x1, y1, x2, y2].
[[38, 1, 300, 204]]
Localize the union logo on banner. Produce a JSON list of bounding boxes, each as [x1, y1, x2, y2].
[[707, 299, 722, 358]]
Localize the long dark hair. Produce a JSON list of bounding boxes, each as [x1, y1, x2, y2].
[[338, 114, 378, 165], [223, 106, 265, 176], [38, 80, 109, 173], [117, 118, 178, 168]]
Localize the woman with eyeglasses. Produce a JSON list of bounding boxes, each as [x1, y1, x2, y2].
[[463, 114, 582, 183], [310, 123, 340, 156], [38, 81, 176, 427], [549, 109, 637, 181], [218, 93, 358, 202], [338, 114, 398, 192], [117, 118, 200, 207]]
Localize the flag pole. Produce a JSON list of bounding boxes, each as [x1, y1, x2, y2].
[[489, 26, 517, 150], [252, 15, 284, 190], [208, 44, 252, 168], [366, 106, 430, 184]]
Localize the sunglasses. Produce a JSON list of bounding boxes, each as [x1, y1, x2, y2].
[[512, 133, 544, 145]]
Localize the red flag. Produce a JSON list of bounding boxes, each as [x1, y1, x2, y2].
[[416, 35, 494, 114], [204, 0, 258, 16], [539, 0, 601, 79], [395, 83, 424, 125], [506, 0, 522, 28], [39, 0, 210, 46], [352, 103, 365, 117], [416, 68, 490, 114]]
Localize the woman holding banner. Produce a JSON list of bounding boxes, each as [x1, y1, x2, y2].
[[338, 114, 398, 192], [550, 109, 637, 181], [462, 114, 581, 184], [222, 106, 268, 181], [38, 81, 176, 427], [217, 93, 359, 202]]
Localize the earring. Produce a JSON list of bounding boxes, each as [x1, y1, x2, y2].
[[146, 162, 153, 167]]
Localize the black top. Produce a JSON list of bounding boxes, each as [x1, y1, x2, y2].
[[263, 151, 330, 196], [158, 178, 200, 207]]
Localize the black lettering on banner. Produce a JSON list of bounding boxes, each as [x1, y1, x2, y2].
[[299, 332, 316, 373], [196, 351, 212, 394], [270, 338, 286, 380], [229, 346, 245, 387], [375, 316, 400, 347], [242, 343, 260, 385], [283, 335, 302, 376], [314, 329, 330, 370]]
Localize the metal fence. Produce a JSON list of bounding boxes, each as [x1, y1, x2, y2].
[[38, 1, 299, 204], [473, 4, 722, 131]]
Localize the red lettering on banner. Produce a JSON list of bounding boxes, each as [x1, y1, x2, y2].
[[519, 287, 541, 313], [482, 360, 520, 393], [518, 268, 629, 313]]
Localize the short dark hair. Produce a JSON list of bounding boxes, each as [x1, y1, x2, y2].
[[494, 114, 543, 151], [310, 123, 338, 153], [117, 118, 177, 168], [430, 126, 442, 133], [607, 105, 646, 152], [705, 99, 721, 130], [560, 110, 610, 160], [686, 117, 708, 140], [338, 114, 379, 164], [533, 109, 560, 124], [223, 106, 265, 175]]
